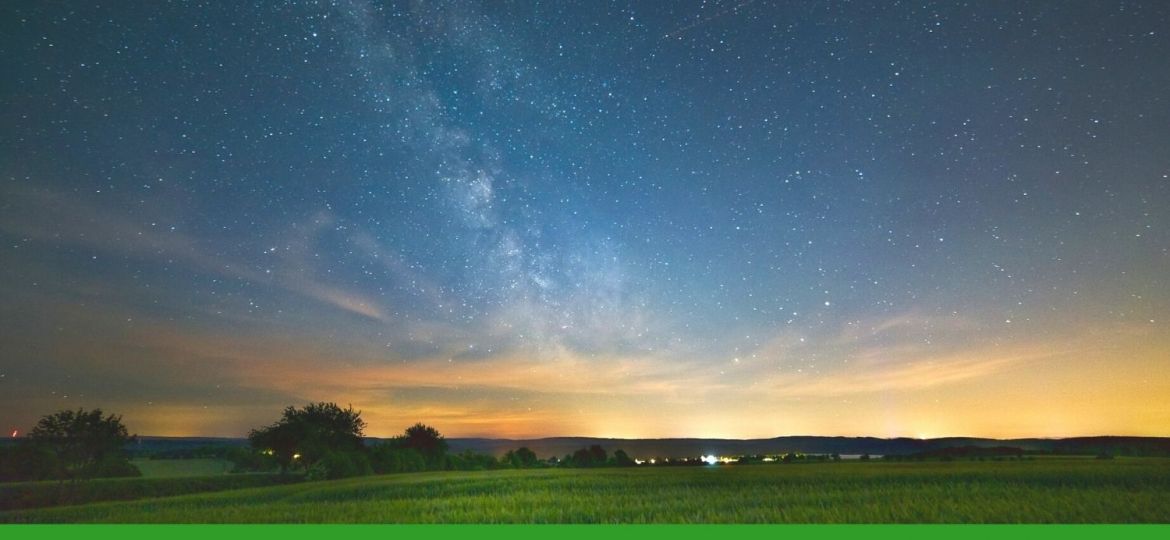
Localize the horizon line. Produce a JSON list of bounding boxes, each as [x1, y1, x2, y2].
[[79, 433, 1170, 441]]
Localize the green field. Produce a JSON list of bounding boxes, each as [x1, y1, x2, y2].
[[0, 473, 299, 512], [132, 458, 234, 478], [2, 459, 1168, 523]]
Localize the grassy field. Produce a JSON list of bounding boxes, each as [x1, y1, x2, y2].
[[132, 458, 234, 478], [0, 473, 299, 512], [2, 459, 1168, 523]]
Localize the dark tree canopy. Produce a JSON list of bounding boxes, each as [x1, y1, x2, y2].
[[397, 423, 448, 468], [612, 449, 635, 467], [25, 408, 138, 480], [503, 446, 539, 468], [569, 444, 609, 467], [401, 423, 446, 453], [248, 402, 366, 471]]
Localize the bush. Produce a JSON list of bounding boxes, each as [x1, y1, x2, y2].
[[448, 450, 497, 471], [226, 447, 280, 473], [0, 444, 57, 482], [369, 445, 426, 474], [306, 451, 372, 481], [94, 454, 141, 478]]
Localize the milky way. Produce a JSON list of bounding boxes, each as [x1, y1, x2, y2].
[[1, 1, 1168, 438]]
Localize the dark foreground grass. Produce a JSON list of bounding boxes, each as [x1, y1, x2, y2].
[[0, 473, 299, 512], [2, 459, 1168, 523]]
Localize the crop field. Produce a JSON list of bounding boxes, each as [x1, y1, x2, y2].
[[2, 459, 1168, 523]]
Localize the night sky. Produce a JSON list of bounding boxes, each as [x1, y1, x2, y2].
[[2, 1, 1168, 439]]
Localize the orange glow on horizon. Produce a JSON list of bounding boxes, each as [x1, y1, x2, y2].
[[7, 302, 1169, 440]]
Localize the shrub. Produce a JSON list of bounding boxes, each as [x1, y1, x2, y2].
[[369, 445, 426, 474]]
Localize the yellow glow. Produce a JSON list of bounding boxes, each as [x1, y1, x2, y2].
[[22, 309, 1169, 440]]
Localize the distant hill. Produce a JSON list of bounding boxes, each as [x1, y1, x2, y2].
[[903, 446, 1029, 459], [10, 434, 1164, 460], [442, 435, 1170, 460]]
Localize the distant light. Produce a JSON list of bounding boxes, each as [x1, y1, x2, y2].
[[649, 459, 656, 465], [10, 429, 16, 438], [293, 453, 302, 460], [702, 455, 718, 465]]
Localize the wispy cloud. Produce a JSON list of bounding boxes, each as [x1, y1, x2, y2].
[[734, 312, 1074, 398], [762, 345, 1062, 397], [0, 186, 266, 282], [0, 186, 392, 322]]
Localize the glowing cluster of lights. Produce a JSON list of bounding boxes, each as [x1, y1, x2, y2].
[[701, 455, 739, 464]]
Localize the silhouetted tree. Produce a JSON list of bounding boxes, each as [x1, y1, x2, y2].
[[503, 446, 539, 468], [569, 445, 609, 467], [248, 402, 365, 472], [397, 423, 448, 469], [570, 448, 590, 466], [588, 444, 607, 464], [612, 449, 635, 467], [25, 408, 139, 480]]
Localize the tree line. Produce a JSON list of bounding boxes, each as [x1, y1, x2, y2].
[[237, 402, 641, 479], [0, 404, 641, 483]]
